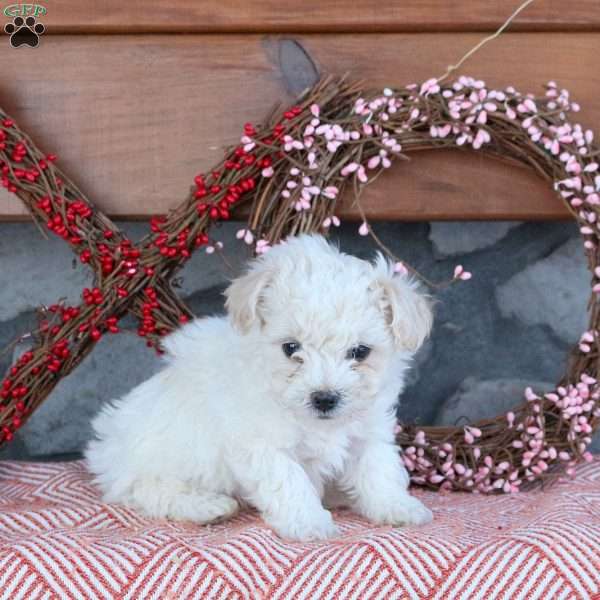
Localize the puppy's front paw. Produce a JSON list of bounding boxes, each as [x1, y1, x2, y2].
[[268, 508, 339, 542], [358, 493, 433, 527]]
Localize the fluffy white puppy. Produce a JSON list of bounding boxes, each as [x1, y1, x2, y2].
[[86, 234, 434, 541]]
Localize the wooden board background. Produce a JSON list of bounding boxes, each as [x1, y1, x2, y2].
[[0, 2, 598, 221], [35, 1, 600, 33]]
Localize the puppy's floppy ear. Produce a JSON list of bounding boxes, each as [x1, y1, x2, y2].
[[371, 253, 433, 352], [224, 260, 272, 333]]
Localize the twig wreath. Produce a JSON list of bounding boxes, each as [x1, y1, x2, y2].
[[0, 73, 599, 495]]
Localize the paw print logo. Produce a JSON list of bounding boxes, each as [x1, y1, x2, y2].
[[4, 16, 45, 48]]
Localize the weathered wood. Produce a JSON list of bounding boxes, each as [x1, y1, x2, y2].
[[2, 32, 596, 220], [33, 0, 600, 33]]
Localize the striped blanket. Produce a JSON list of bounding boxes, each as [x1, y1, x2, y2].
[[0, 459, 599, 599]]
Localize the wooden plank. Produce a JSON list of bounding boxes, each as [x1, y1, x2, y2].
[[1, 32, 597, 221], [30, 1, 600, 33]]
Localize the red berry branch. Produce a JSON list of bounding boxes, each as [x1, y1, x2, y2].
[[0, 80, 324, 445]]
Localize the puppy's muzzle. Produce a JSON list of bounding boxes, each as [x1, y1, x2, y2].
[[310, 390, 341, 416]]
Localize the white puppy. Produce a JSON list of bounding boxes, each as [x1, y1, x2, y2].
[[86, 234, 434, 541]]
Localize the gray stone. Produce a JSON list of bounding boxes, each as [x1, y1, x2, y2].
[[1, 330, 163, 458], [174, 223, 247, 298], [0, 223, 91, 321], [0, 219, 243, 326], [429, 221, 521, 258], [0, 430, 28, 460], [0, 220, 593, 458], [402, 338, 433, 391], [0, 310, 37, 382], [495, 238, 590, 344], [435, 377, 554, 426]]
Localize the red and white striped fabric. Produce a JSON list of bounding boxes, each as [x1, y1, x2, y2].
[[0, 459, 599, 600]]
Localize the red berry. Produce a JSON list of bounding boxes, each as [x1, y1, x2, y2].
[[194, 233, 209, 247]]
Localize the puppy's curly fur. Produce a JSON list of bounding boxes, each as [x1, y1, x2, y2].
[[86, 235, 434, 541]]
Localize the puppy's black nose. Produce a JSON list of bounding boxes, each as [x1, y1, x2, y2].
[[310, 390, 341, 414]]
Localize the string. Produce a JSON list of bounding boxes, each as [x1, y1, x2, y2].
[[437, 0, 537, 82]]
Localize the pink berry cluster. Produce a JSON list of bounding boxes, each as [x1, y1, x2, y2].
[[400, 373, 599, 493]]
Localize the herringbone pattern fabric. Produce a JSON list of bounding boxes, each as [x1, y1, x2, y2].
[[1, 459, 599, 599]]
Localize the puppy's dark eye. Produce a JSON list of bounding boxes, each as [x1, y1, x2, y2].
[[282, 341, 301, 358], [347, 345, 371, 362]]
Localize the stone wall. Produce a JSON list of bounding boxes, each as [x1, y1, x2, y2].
[[1, 220, 598, 460]]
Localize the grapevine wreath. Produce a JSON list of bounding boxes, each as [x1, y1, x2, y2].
[[0, 75, 598, 495]]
